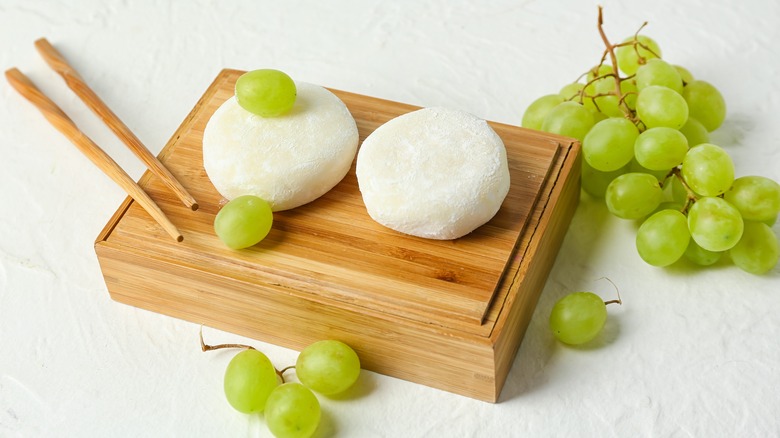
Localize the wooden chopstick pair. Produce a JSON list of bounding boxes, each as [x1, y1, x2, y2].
[[5, 38, 197, 242]]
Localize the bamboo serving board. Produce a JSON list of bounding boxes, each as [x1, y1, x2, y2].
[[95, 69, 581, 402]]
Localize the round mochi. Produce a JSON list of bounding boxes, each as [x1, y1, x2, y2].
[[202, 82, 359, 211], [356, 107, 510, 240]]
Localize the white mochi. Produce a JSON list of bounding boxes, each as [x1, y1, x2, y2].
[[356, 107, 510, 240], [202, 82, 359, 211]]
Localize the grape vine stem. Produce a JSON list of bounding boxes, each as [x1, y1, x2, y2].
[[200, 326, 256, 351], [595, 277, 623, 306]]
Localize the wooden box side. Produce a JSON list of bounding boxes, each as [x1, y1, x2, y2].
[[95, 242, 500, 401], [491, 138, 581, 398]]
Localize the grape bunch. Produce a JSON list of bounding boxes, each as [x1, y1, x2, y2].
[[202, 332, 361, 438], [522, 8, 780, 274]]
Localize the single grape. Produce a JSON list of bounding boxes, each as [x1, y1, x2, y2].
[[223, 349, 280, 414], [636, 209, 690, 266], [522, 94, 565, 130], [549, 292, 607, 345], [214, 195, 273, 249], [296, 340, 361, 395], [650, 201, 685, 218], [674, 65, 694, 85], [582, 118, 639, 172], [688, 197, 744, 252], [634, 127, 689, 171], [723, 176, 780, 222], [585, 93, 624, 118], [681, 143, 734, 196], [586, 64, 614, 82], [540, 101, 595, 142], [635, 58, 684, 94], [620, 78, 639, 110], [616, 35, 662, 75], [684, 239, 722, 266], [636, 85, 689, 129], [729, 221, 779, 274], [628, 158, 669, 182], [605, 172, 663, 220], [682, 80, 726, 132], [235, 69, 297, 117], [559, 82, 585, 101], [678, 118, 709, 147], [581, 160, 628, 198], [670, 175, 691, 204], [265, 383, 321, 438]]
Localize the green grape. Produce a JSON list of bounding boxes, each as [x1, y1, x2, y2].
[[581, 160, 628, 198], [684, 239, 722, 266], [678, 118, 709, 147], [765, 214, 778, 227], [674, 65, 694, 85], [681, 143, 734, 196], [670, 175, 691, 204], [265, 383, 321, 438], [549, 292, 607, 345], [616, 35, 662, 75], [235, 69, 297, 117], [214, 195, 273, 249], [586, 64, 614, 82], [620, 79, 639, 111], [723, 176, 780, 222], [583, 69, 626, 118], [634, 127, 689, 171], [560, 82, 585, 101], [635, 59, 684, 94], [582, 117, 639, 171], [586, 94, 624, 118], [650, 201, 685, 218], [628, 158, 669, 182], [729, 222, 779, 274], [590, 110, 609, 124], [682, 80, 726, 132], [635, 209, 690, 266], [540, 101, 595, 142], [605, 172, 663, 219], [522, 94, 565, 130], [296, 340, 361, 395], [688, 197, 744, 252], [636, 85, 688, 129], [223, 349, 280, 414]]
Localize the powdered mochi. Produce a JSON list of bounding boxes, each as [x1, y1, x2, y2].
[[203, 82, 359, 211], [356, 107, 510, 240]]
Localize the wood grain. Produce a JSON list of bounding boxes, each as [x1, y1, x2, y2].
[[95, 69, 581, 401]]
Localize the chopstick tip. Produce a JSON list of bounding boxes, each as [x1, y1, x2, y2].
[[176, 234, 184, 243], [190, 202, 199, 211]]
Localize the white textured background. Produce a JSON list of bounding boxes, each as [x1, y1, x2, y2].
[[2, 1, 779, 436]]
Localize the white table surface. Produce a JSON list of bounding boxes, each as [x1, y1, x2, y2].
[[2, 1, 779, 436]]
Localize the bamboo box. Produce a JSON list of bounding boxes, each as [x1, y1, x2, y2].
[[94, 69, 581, 402]]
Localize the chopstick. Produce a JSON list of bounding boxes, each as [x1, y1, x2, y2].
[[5, 68, 184, 242], [34, 38, 199, 211]]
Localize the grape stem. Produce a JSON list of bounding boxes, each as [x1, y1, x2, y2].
[[199, 325, 256, 352], [277, 365, 296, 383], [596, 6, 633, 117], [596, 276, 623, 306], [665, 167, 699, 214]]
